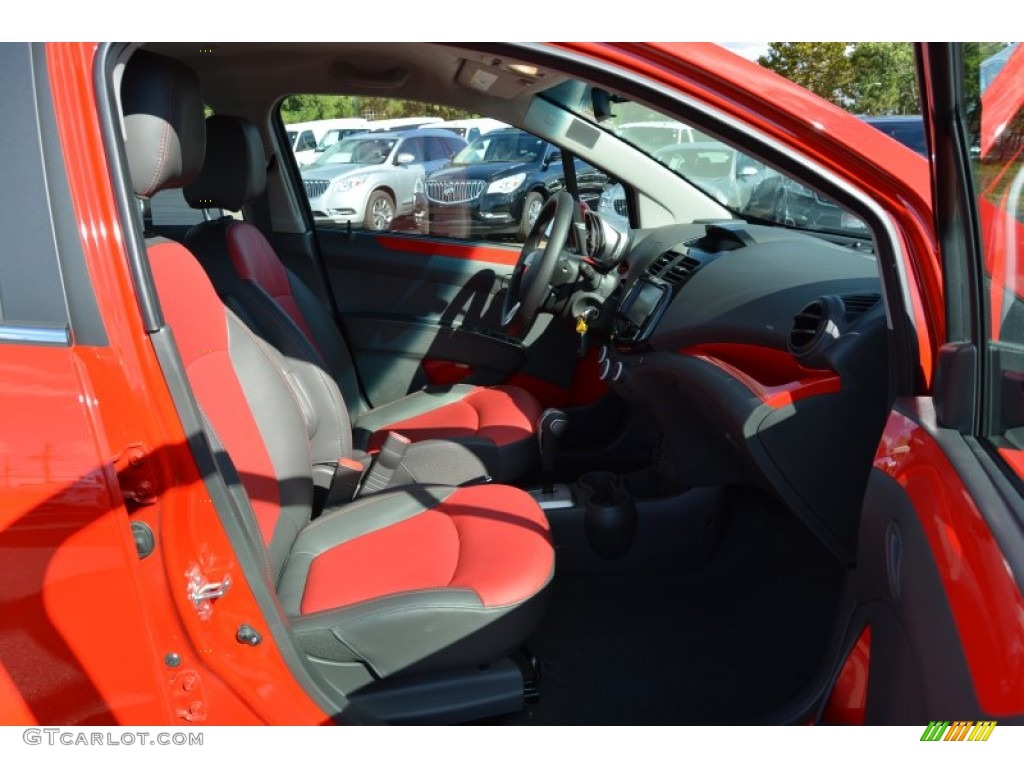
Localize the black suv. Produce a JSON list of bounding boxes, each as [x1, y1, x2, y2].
[[862, 115, 926, 156], [414, 128, 608, 240]]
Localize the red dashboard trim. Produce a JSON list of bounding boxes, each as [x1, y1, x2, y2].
[[375, 235, 519, 267], [679, 343, 841, 408]]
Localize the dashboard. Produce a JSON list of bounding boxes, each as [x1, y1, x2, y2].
[[575, 216, 889, 562]]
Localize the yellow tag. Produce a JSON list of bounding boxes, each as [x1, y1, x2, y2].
[[575, 315, 588, 335]]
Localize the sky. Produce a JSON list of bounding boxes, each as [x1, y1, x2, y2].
[[721, 42, 770, 62]]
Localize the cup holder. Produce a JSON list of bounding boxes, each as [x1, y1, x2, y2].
[[578, 471, 637, 559]]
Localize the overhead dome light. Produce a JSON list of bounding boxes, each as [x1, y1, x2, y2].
[[508, 63, 539, 77]]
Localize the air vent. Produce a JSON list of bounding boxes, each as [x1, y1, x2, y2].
[[646, 250, 701, 286], [841, 293, 881, 321], [789, 299, 828, 355]]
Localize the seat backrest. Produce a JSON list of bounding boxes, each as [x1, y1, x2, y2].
[[121, 51, 319, 583], [183, 115, 370, 419]]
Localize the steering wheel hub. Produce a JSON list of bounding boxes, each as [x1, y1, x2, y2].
[[501, 190, 576, 332]]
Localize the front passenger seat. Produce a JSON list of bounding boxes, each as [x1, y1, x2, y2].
[[121, 49, 553, 708], [183, 115, 542, 482]]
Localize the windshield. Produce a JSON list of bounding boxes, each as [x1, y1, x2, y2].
[[542, 81, 869, 238], [311, 136, 396, 166], [453, 131, 545, 165]]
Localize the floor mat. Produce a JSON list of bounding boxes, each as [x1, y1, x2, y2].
[[504, 486, 846, 724]]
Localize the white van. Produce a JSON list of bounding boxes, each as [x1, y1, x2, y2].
[[432, 117, 508, 143], [286, 118, 369, 166]]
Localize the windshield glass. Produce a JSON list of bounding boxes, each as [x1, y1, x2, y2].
[[542, 81, 869, 237], [311, 136, 396, 166], [453, 131, 545, 164]]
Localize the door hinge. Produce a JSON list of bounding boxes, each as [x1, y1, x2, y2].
[[113, 442, 158, 507]]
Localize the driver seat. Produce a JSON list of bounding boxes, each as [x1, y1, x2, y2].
[[183, 115, 542, 482]]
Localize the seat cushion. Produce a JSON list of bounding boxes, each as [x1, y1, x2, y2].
[[282, 484, 553, 677], [352, 384, 542, 482]]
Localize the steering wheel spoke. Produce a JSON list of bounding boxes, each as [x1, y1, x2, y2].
[[501, 190, 576, 332]]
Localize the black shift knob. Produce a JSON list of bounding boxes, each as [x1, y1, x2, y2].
[[538, 408, 568, 493]]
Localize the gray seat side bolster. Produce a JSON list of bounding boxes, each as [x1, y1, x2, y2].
[[226, 312, 316, 582]]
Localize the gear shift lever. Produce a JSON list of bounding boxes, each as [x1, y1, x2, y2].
[[538, 408, 568, 495]]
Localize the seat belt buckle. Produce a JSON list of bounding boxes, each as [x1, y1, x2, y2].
[[359, 432, 411, 495], [322, 457, 365, 509]]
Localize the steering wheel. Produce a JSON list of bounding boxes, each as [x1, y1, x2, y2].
[[501, 190, 575, 332]]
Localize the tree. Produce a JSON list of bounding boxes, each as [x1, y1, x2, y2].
[[279, 94, 359, 123], [758, 43, 854, 106], [280, 94, 475, 124], [847, 43, 918, 115]]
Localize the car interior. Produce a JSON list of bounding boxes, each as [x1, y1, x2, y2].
[[106, 42, 904, 724]]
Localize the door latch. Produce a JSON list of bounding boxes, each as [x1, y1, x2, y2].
[[187, 566, 232, 619]]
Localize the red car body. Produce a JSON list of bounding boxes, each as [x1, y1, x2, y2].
[[1, 41, 1022, 726]]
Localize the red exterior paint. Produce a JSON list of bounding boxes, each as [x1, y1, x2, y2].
[[679, 343, 842, 409], [375, 233, 520, 266], [30, 42, 330, 725], [821, 626, 871, 725], [980, 43, 1024, 157], [875, 410, 1024, 716]]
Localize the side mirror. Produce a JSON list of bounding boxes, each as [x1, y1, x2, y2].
[[738, 165, 760, 178], [543, 150, 562, 169], [396, 152, 417, 165]]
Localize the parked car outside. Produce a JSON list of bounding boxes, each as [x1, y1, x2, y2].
[[301, 128, 465, 230], [598, 141, 776, 229], [861, 115, 927, 156], [741, 116, 928, 232], [654, 141, 775, 209], [432, 117, 509, 143], [287, 118, 369, 166], [414, 128, 608, 240], [615, 120, 711, 151]]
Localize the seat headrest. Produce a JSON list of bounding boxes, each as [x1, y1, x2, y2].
[[184, 115, 268, 211], [121, 50, 205, 199]]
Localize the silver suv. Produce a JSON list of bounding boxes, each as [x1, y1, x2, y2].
[[300, 128, 466, 230]]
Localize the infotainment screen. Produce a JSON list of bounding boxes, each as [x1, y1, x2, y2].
[[620, 280, 668, 337]]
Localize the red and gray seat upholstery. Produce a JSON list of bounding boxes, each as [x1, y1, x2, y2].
[[181, 114, 541, 482], [121, 50, 553, 680]]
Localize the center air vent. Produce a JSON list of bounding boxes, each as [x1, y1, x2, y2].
[[788, 299, 828, 356], [646, 250, 701, 286]]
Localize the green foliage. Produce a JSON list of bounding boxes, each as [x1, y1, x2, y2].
[[848, 43, 918, 115], [280, 94, 475, 124], [759, 42, 919, 114], [758, 43, 853, 105]]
